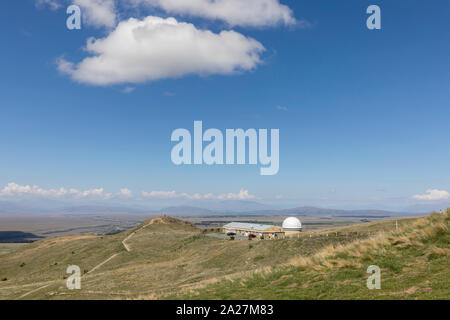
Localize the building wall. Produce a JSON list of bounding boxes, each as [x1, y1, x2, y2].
[[222, 227, 285, 239], [284, 230, 301, 237], [222, 226, 302, 239]]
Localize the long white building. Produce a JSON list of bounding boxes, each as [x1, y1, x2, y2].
[[222, 217, 302, 239]]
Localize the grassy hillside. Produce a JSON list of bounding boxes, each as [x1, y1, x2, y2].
[[0, 216, 364, 299], [0, 212, 448, 300], [0, 243, 26, 256], [173, 210, 450, 300]]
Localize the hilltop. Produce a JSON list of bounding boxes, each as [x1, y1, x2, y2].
[[174, 210, 450, 299], [0, 213, 448, 300]]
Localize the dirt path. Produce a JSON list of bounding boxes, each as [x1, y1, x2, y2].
[[14, 219, 160, 299], [121, 232, 135, 252], [121, 218, 157, 252], [15, 251, 121, 299], [86, 253, 120, 275], [17, 283, 53, 299]]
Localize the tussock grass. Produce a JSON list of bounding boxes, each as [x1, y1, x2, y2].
[[174, 210, 449, 300], [0, 216, 356, 299], [1, 213, 448, 300]]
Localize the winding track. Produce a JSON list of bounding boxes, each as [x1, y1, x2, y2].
[[121, 232, 134, 252], [17, 284, 52, 299], [86, 253, 120, 275], [13, 219, 159, 299]]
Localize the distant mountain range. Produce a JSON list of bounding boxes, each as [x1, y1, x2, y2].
[[0, 201, 152, 215], [59, 205, 148, 214], [159, 205, 416, 217], [170, 200, 273, 212], [247, 206, 413, 217], [0, 200, 425, 217], [0, 201, 36, 214]]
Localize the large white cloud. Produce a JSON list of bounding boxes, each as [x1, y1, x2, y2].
[[131, 0, 296, 27], [142, 189, 256, 200], [58, 16, 264, 85], [37, 0, 296, 28], [412, 189, 450, 201]]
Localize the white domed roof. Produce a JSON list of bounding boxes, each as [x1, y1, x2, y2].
[[282, 217, 302, 230]]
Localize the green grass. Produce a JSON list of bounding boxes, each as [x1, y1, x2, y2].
[[0, 213, 448, 300], [171, 211, 450, 300]]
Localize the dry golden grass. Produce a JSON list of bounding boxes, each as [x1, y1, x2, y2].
[[2, 212, 448, 300], [288, 211, 448, 274], [2, 216, 349, 299], [173, 210, 449, 300]]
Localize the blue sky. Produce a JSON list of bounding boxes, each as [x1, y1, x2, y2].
[[0, 0, 449, 211]]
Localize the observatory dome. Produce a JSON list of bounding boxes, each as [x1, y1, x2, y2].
[[282, 217, 302, 230]]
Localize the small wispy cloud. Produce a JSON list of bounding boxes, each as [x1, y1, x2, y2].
[[412, 189, 450, 201], [295, 19, 314, 29], [122, 86, 135, 94], [0, 183, 257, 202], [276, 105, 288, 111], [0, 182, 131, 200], [35, 0, 62, 10], [73, 0, 116, 28], [20, 29, 32, 37], [119, 188, 133, 197], [141, 189, 256, 200]]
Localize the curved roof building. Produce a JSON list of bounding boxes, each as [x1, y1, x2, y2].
[[282, 217, 302, 236]]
